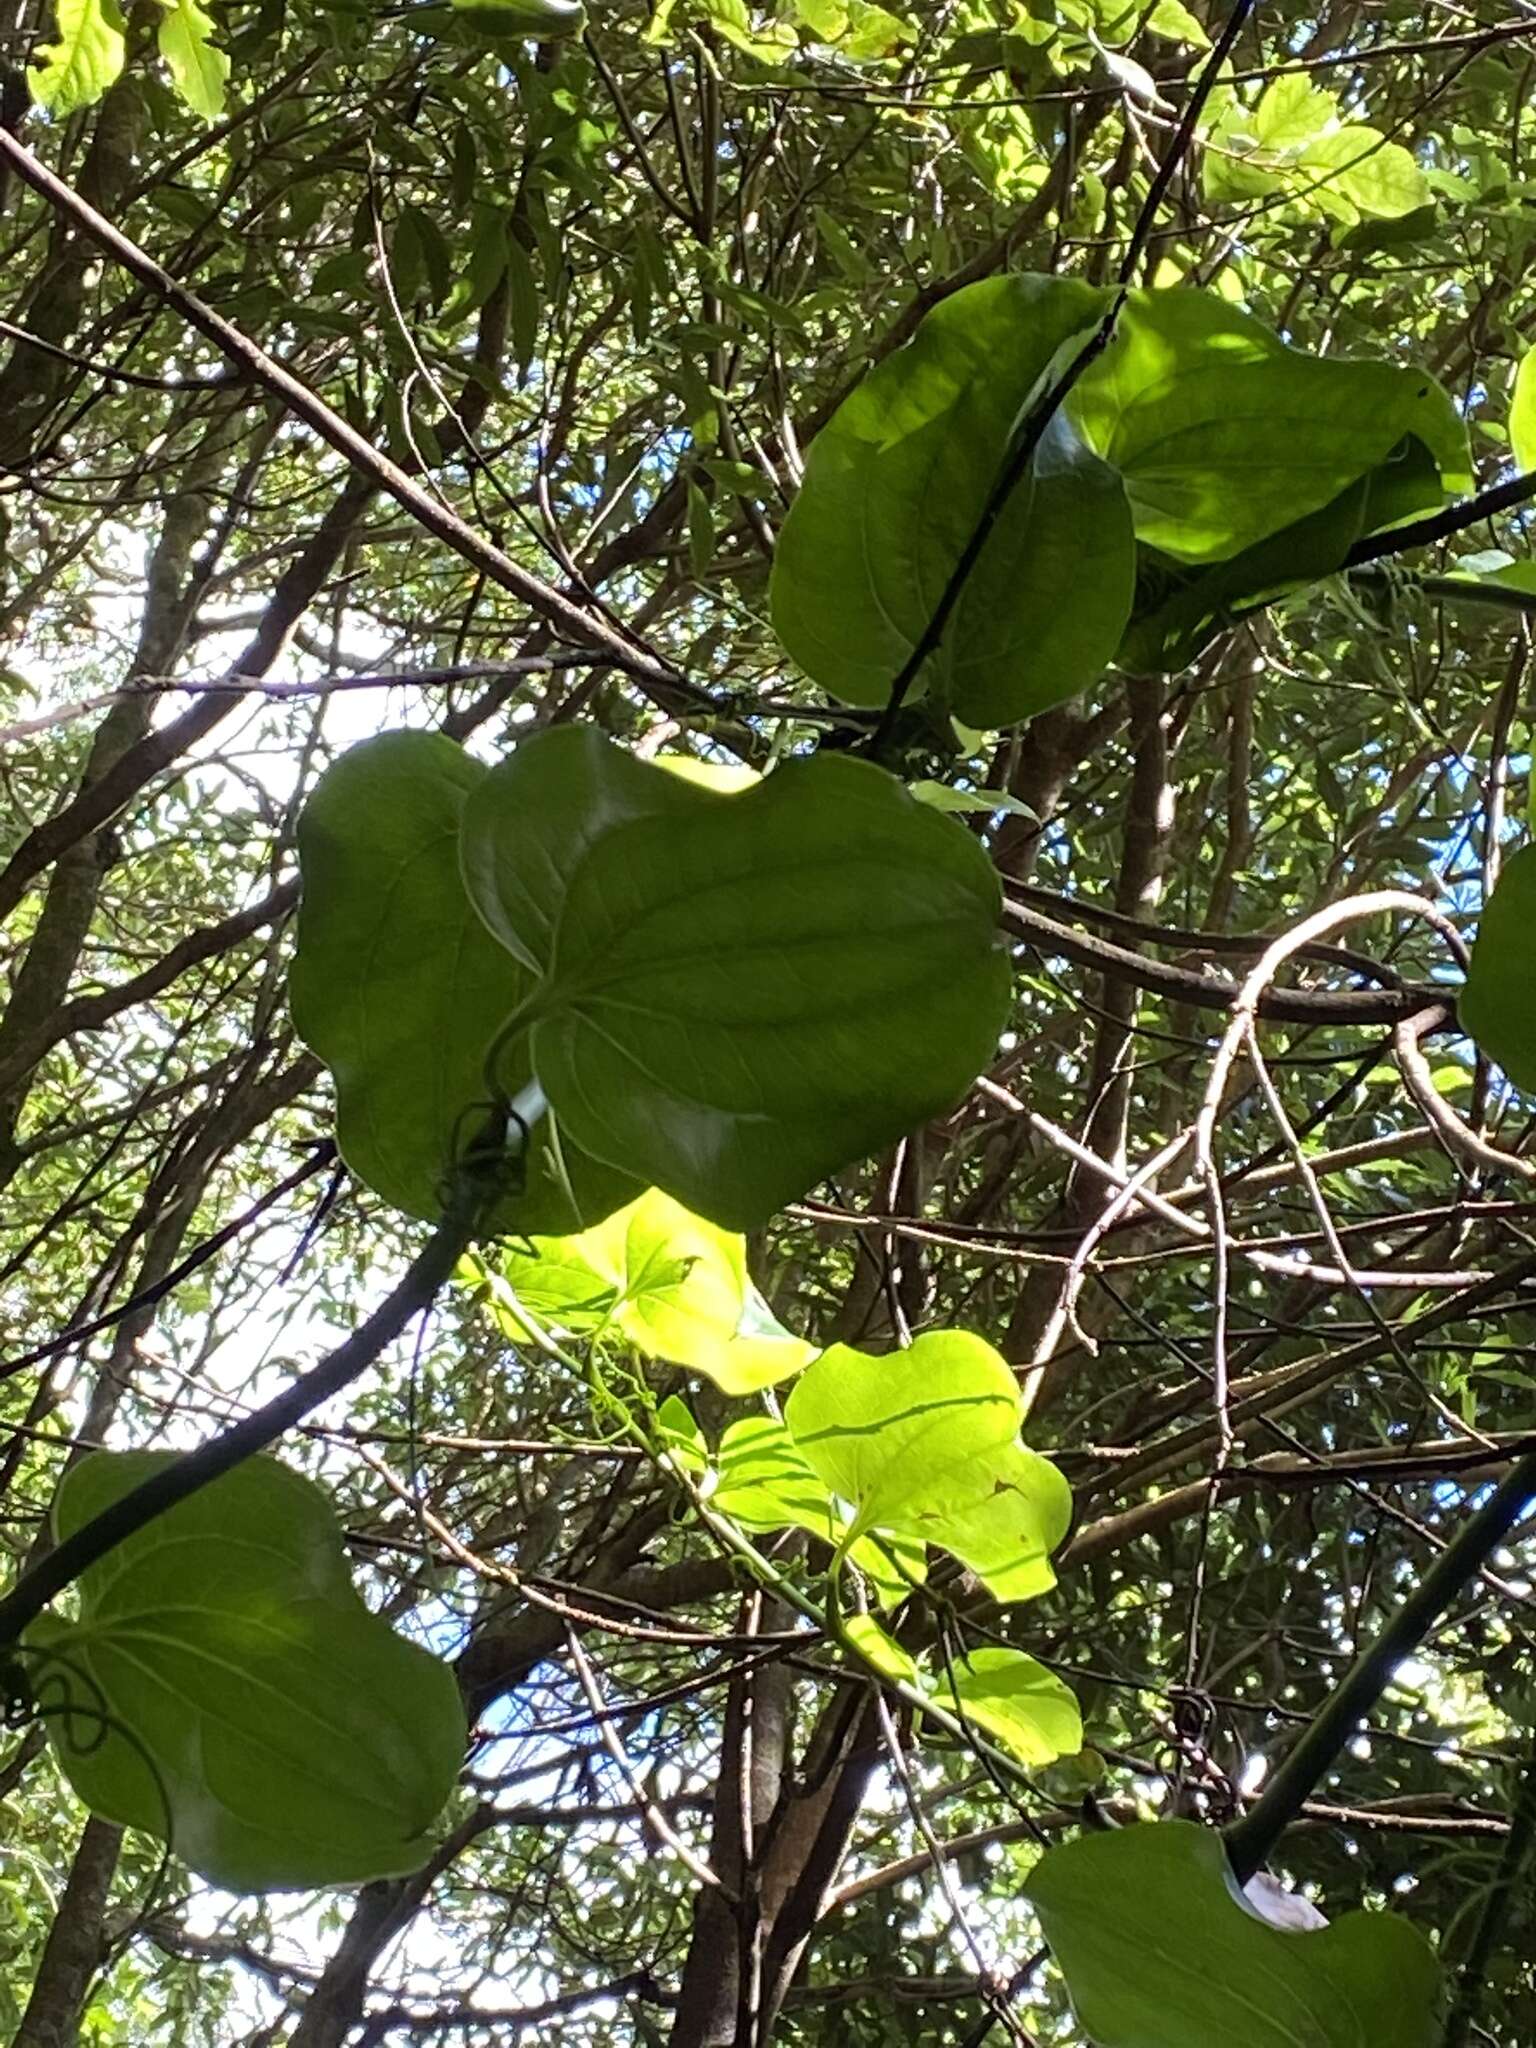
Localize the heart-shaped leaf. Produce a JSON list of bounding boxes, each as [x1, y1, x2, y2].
[[937, 1647, 1082, 1764], [703, 1415, 924, 1605], [471, 1186, 817, 1393], [23, 1453, 467, 1893], [458, 727, 1009, 1229], [1068, 288, 1470, 564], [1025, 1820, 1442, 2048], [291, 730, 640, 1233], [1119, 432, 1447, 676], [770, 274, 1136, 726], [917, 1440, 1072, 1604], [784, 1331, 1026, 1534]]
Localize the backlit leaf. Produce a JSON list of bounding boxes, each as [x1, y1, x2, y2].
[[156, 0, 227, 118], [476, 1186, 817, 1393], [1511, 348, 1536, 474], [1068, 289, 1470, 562], [458, 727, 1009, 1229], [784, 1331, 1024, 1535], [937, 1647, 1082, 1764], [23, 1454, 466, 1893], [771, 274, 1135, 726], [29, 0, 124, 112]]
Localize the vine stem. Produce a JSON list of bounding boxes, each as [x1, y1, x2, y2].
[[1224, 1448, 1536, 1882], [0, 1093, 539, 1648]]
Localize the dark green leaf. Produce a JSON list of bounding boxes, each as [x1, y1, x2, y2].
[[24, 1454, 467, 1892], [291, 730, 639, 1231], [1461, 843, 1536, 1093], [458, 727, 1010, 1228], [770, 274, 1136, 727], [1025, 1820, 1442, 2048]]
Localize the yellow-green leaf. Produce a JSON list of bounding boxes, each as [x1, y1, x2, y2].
[[156, 0, 227, 119], [1512, 349, 1536, 475], [29, 0, 124, 113]]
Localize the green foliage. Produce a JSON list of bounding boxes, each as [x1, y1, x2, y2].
[[771, 274, 1136, 726], [659, 1337, 1080, 1764], [31, 0, 227, 116], [1204, 75, 1433, 227], [23, 1455, 466, 1892], [457, 727, 1010, 1227], [8, 0, 1536, 2027], [937, 1647, 1082, 1766], [1026, 1821, 1443, 2048], [154, 0, 227, 120], [465, 1184, 816, 1392], [773, 275, 1468, 708], [290, 730, 637, 1235], [666, 1328, 1070, 1618], [448, 0, 586, 35], [28, 0, 124, 115], [1511, 348, 1536, 475], [1067, 289, 1469, 564], [1460, 844, 1536, 1093], [1119, 432, 1449, 674]]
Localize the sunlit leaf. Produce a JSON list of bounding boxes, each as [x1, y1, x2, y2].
[[918, 1441, 1072, 1603], [771, 274, 1135, 726], [707, 1417, 924, 1604], [480, 1186, 817, 1392], [1511, 348, 1536, 474], [843, 1612, 920, 1686], [155, 0, 227, 119], [784, 1331, 1024, 1535], [936, 1647, 1081, 1764], [1068, 289, 1470, 562], [29, 0, 124, 112]]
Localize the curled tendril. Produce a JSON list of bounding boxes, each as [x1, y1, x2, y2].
[[14, 1639, 113, 1757]]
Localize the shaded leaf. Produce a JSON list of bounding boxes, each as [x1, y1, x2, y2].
[[291, 731, 639, 1233], [24, 1454, 466, 1893], [1025, 1820, 1442, 2048], [1461, 844, 1536, 1093], [458, 728, 1009, 1229], [771, 274, 1135, 726]]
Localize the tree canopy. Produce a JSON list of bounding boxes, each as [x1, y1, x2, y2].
[[3, 0, 1536, 2042]]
